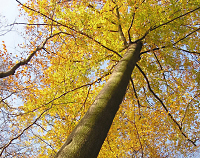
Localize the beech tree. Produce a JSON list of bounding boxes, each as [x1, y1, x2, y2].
[[0, 0, 200, 157]]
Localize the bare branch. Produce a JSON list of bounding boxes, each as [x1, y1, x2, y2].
[[173, 47, 200, 55], [69, 85, 92, 125], [133, 29, 150, 44], [127, 117, 144, 158], [132, 119, 144, 158], [106, 137, 114, 153], [128, 0, 146, 43], [4, 71, 112, 119]]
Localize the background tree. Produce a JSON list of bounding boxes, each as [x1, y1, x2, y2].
[[0, 0, 200, 157]]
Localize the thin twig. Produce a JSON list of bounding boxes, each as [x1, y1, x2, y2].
[[128, 108, 144, 158], [70, 85, 92, 124], [128, 0, 146, 43], [133, 121, 144, 158], [32, 132, 56, 153], [87, 4, 116, 25]]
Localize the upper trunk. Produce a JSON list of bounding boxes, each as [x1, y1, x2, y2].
[[54, 41, 143, 158]]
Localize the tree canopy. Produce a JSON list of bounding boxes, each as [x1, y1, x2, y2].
[[0, 0, 200, 157]]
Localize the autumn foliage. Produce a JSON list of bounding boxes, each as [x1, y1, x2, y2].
[[0, 0, 200, 157]]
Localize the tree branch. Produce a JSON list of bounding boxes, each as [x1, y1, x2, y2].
[[9, 22, 61, 27], [127, 118, 144, 158], [151, 7, 200, 31], [180, 93, 200, 127], [140, 46, 166, 55], [133, 119, 144, 158], [140, 27, 200, 55], [173, 47, 200, 55], [32, 132, 56, 154], [133, 6, 200, 43], [116, 6, 128, 47], [0, 32, 63, 78], [152, 51, 171, 90], [136, 64, 197, 146], [130, 78, 142, 108], [128, 13, 135, 43], [173, 27, 200, 45], [87, 4, 116, 25]]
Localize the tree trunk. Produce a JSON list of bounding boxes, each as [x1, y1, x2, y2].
[[54, 41, 143, 158]]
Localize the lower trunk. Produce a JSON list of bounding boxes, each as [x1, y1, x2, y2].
[[54, 41, 143, 158]]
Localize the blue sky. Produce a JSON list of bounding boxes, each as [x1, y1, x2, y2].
[[0, 0, 18, 21], [0, 0, 26, 54]]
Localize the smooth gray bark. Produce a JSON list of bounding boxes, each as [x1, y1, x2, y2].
[[54, 41, 143, 158]]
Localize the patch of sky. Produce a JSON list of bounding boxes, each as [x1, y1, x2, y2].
[[88, 59, 110, 85]]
